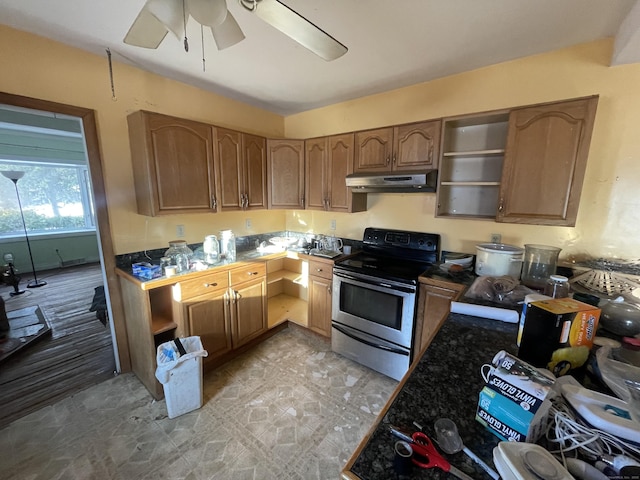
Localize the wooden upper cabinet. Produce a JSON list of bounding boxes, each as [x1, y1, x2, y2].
[[267, 139, 305, 209], [394, 120, 441, 171], [243, 133, 267, 210], [127, 111, 217, 216], [353, 120, 441, 174], [214, 128, 266, 212], [354, 127, 394, 173], [305, 137, 328, 211], [305, 134, 366, 213], [497, 96, 598, 226]]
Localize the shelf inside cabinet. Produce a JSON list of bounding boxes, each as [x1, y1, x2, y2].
[[440, 181, 501, 186], [267, 269, 306, 286], [267, 293, 308, 328], [442, 149, 505, 157], [151, 316, 178, 335]]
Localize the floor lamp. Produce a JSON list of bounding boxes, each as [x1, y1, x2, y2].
[[1, 170, 47, 288]]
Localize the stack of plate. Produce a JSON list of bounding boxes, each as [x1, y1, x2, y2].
[[440, 254, 474, 273]]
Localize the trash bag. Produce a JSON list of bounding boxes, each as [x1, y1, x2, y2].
[[155, 336, 208, 385]]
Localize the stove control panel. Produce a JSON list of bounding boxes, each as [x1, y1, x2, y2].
[[363, 228, 440, 254]]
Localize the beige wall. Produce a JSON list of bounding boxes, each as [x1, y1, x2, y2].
[[0, 25, 286, 255], [285, 39, 640, 261], [2, 24, 638, 262]]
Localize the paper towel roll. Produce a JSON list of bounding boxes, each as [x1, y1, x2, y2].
[[450, 302, 519, 323]]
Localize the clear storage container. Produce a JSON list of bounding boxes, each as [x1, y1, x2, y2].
[[164, 240, 193, 273]]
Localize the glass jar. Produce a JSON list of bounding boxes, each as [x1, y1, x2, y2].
[[521, 244, 561, 289], [219, 230, 236, 262], [544, 274, 570, 298], [164, 240, 193, 273], [203, 235, 219, 264]]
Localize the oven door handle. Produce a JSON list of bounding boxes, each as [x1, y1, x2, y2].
[[333, 270, 415, 294], [332, 324, 410, 356]]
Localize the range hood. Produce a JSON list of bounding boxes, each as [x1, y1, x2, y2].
[[345, 170, 437, 193]]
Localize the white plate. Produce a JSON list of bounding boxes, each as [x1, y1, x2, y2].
[[269, 236, 298, 246], [444, 256, 473, 266]]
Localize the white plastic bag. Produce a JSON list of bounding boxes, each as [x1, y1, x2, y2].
[[155, 336, 208, 385]]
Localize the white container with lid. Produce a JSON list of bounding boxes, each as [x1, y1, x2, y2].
[[475, 243, 524, 278]]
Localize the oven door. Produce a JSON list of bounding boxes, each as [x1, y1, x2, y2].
[[331, 268, 416, 349]]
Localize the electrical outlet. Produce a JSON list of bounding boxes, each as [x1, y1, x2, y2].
[[176, 225, 185, 238], [245, 218, 252, 229], [330, 219, 336, 230], [491, 233, 502, 244]]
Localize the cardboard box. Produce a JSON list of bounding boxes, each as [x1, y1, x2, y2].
[[517, 298, 600, 375]]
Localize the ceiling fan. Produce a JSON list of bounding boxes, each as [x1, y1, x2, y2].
[[123, 0, 348, 61]]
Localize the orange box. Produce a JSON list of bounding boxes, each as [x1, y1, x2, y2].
[[517, 298, 600, 376]]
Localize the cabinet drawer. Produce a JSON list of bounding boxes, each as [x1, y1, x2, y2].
[[309, 259, 333, 280], [174, 271, 229, 301], [230, 262, 266, 286]]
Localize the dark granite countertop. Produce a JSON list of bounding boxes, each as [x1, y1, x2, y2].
[[345, 313, 519, 480]]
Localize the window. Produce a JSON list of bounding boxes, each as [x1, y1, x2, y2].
[[0, 161, 95, 238], [0, 104, 95, 238]]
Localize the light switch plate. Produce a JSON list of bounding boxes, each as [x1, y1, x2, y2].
[[330, 219, 336, 230]]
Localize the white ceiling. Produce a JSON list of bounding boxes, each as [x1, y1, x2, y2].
[[1, 0, 639, 116]]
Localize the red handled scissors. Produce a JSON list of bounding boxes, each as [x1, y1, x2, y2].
[[390, 426, 474, 480]]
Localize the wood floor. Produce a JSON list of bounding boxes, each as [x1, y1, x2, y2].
[[0, 263, 116, 429]]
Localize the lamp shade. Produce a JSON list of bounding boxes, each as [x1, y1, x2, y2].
[[1, 170, 25, 181]]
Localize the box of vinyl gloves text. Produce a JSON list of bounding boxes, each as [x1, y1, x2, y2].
[[476, 351, 555, 442]]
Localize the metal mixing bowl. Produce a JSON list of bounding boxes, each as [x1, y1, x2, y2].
[[600, 299, 640, 337]]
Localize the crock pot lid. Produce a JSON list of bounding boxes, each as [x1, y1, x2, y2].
[[476, 243, 524, 254]]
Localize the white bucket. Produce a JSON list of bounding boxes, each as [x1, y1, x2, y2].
[[475, 243, 524, 278]]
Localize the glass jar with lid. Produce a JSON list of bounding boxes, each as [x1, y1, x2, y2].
[[544, 274, 570, 298], [219, 230, 236, 262], [164, 240, 193, 273]]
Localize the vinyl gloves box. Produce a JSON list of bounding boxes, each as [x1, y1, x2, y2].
[[476, 351, 555, 442]]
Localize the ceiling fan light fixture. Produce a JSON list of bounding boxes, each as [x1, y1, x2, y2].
[[187, 0, 227, 27], [146, 0, 186, 40], [123, 7, 170, 48]]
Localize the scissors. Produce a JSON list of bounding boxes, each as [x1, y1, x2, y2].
[[389, 426, 475, 480]]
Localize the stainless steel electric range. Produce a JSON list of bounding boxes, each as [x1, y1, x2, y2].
[[331, 227, 440, 380]]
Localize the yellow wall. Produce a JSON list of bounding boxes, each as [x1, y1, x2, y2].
[[285, 39, 640, 261], [2, 23, 638, 261], [0, 25, 286, 254]]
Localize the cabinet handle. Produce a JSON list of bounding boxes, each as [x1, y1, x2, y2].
[[232, 290, 238, 303], [428, 145, 433, 163], [203, 282, 218, 288], [211, 196, 217, 210], [386, 156, 390, 165], [242, 193, 248, 209], [301, 196, 305, 208], [392, 154, 396, 164], [316, 268, 323, 272], [247, 271, 259, 276], [498, 200, 504, 212], [327, 286, 332, 294], [224, 291, 230, 305], [235, 290, 241, 302]]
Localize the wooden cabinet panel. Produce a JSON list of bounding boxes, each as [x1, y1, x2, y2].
[[308, 275, 332, 337], [394, 120, 441, 170], [128, 111, 217, 216], [186, 290, 232, 366], [354, 127, 393, 173], [173, 270, 229, 301], [214, 127, 243, 211], [413, 279, 464, 359], [230, 262, 266, 286], [267, 139, 305, 209], [308, 259, 333, 280], [243, 134, 267, 209], [305, 137, 328, 210], [497, 96, 598, 226], [231, 277, 267, 347]]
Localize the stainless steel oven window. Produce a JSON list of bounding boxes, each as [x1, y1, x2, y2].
[[339, 282, 403, 330]]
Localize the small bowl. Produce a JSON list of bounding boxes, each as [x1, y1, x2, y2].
[[600, 300, 640, 337]]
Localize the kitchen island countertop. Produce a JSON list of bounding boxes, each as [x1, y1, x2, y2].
[[342, 313, 518, 480]]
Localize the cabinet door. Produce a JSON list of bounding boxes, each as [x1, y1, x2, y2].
[[308, 275, 332, 338], [243, 133, 267, 210], [353, 127, 393, 173], [128, 111, 217, 215], [185, 290, 232, 367], [305, 137, 329, 211], [328, 133, 361, 212], [214, 127, 243, 211], [267, 139, 305, 209], [413, 281, 464, 359], [231, 278, 267, 348], [393, 120, 441, 171], [497, 96, 598, 226]]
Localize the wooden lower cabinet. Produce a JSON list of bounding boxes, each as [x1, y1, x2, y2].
[[413, 278, 465, 359], [307, 258, 334, 338], [231, 276, 268, 347]]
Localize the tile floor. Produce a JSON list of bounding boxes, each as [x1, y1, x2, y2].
[[0, 326, 397, 480]]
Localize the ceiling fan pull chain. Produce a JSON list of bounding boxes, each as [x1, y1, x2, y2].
[[182, 0, 189, 52], [105, 48, 117, 101], [201, 25, 206, 72]]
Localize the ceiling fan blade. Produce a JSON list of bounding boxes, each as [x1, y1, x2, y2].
[[210, 12, 245, 50], [123, 6, 170, 48], [187, 0, 228, 27], [253, 0, 347, 61], [146, 0, 185, 40]]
